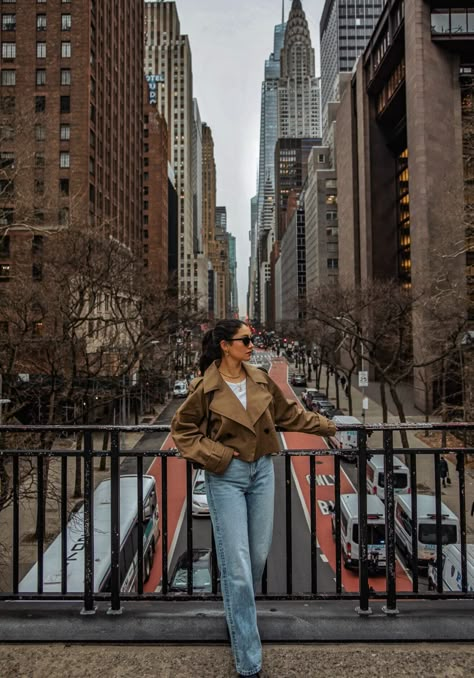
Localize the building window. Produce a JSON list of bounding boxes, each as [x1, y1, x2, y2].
[[32, 262, 42, 281], [35, 178, 45, 194], [60, 95, 70, 113], [61, 41, 71, 58], [58, 207, 69, 225], [0, 321, 8, 335], [35, 124, 45, 141], [60, 68, 71, 85], [1, 69, 15, 86], [327, 258, 339, 270], [36, 41, 46, 58], [61, 14, 71, 31], [2, 42, 16, 59], [35, 95, 46, 112], [59, 178, 69, 195], [0, 152, 14, 169], [36, 68, 46, 85], [32, 321, 44, 337], [2, 14, 16, 31], [0, 264, 11, 281], [60, 123, 70, 140], [36, 14, 46, 31], [35, 151, 45, 168], [0, 235, 10, 258], [60, 151, 70, 168]]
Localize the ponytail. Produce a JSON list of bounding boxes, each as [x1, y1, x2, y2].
[[199, 319, 248, 374]]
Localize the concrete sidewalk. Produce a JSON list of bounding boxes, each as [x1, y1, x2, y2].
[[314, 364, 474, 539]]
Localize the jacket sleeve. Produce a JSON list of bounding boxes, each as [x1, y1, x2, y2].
[[268, 376, 337, 437], [171, 387, 235, 474]]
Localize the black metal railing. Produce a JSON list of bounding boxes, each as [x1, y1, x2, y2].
[[0, 422, 473, 617]]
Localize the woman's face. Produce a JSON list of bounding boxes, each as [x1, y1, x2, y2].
[[223, 326, 254, 362]]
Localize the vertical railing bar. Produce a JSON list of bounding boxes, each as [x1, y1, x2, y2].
[[434, 452, 443, 595], [409, 452, 419, 593], [82, 430, 95, 614], [37, 454, 44, 595], [161, 456, 168, 595], [186, 462, 193, 595], [12, 455, 19, 595], [285, 454, 292, 595], [356, 429, 371, 615], [457, 452, 467, 593], [309, 455, 317, 595], [60, 455, 68, 596], [108, 429, 122, 614], [382, 430, 399, 615], [334, 454, 342, 596], [137, 455, 144, 596], [211, 527, 219, 595]]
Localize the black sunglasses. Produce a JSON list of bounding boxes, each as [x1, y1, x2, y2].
[[227, 335, 254, 347]]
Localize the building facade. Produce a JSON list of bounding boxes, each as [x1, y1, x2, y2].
[[143, 84, 169, 288], [320, 0, 384, 143], [278, 0, 321, 139], [335, 0, 473, 410], [0, 0, 144, 251], [304, 147, 339, 298], [144, 1, 207, 307]]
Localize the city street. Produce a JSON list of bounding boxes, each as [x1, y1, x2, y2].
[[130, 353, 419, 596]]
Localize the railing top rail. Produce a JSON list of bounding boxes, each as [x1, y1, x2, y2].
[[0, 422, 473, 433]]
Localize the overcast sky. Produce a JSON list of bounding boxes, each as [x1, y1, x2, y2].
[[175, 0, 325, 317]]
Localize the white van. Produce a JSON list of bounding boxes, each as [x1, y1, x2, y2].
[[366, 454, 410, 501], [428, 544, 474, 592], [395, 494, 459, 569], [332, 415, 361, 463], [331, 493, 386, 573]]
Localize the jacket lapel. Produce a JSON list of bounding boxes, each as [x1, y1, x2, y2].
[[245, 364, 273, 426], [202, 361, 272, 433]]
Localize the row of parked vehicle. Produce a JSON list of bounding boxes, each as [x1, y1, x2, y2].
[[330, 489, 472, 589]]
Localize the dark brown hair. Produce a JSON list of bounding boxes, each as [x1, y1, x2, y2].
[[199, 319, 248, 374]]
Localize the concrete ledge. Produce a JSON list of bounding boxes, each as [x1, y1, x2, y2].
[[0, 600, 473, 644]]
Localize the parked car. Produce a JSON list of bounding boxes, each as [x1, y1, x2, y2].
[[290, 373, 307, 387], [191, 469, 209, 517], [310, 398, 335, 416], [301, 389, 325, 408], [168, 548, 218, 593], [173, 380, 188, 398]]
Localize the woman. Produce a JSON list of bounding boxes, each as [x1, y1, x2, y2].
[[171, 320, 336, 677]]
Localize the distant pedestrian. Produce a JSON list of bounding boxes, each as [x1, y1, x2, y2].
[[439, 456, 449, 488], [171, 320, 336, 678]]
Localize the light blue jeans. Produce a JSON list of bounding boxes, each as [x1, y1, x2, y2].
[[205, 455, 275, 677]]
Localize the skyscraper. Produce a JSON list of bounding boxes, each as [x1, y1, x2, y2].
[[0, 0, 144, 252], [320, 0, 384, 142], [144, 1, 207, 306], [278, 0, 321, 139]]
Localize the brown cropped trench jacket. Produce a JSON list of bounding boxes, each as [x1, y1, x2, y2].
[[171, 360, 337, 474]]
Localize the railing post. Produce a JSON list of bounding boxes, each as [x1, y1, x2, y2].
[[309, 455, 317, 595], [81, 430, 96, 615], [356, 428, 372, 616], [12, 455, 19, 594], [409, 451, 419, 593], [136, 455, 144, 596], [108, 429, 122, 614], [382, 430, 399, 615], [334, 454, 342, 595], [161, 456, 169, 595], [457, 452, 468, 593], [434, 452, 444, 594], [285, 454, 292, 595], [186, 461, 194, 595]]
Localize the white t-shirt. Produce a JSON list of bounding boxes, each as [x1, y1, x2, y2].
[[225, 378, 247, 410]]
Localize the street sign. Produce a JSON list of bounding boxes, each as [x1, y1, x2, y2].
[[362, 397, 369, 411], [358, 370, 369, 388]]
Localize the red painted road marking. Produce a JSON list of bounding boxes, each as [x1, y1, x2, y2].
[[144, 433, 186, 592], [269, 360, 412, 592]]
